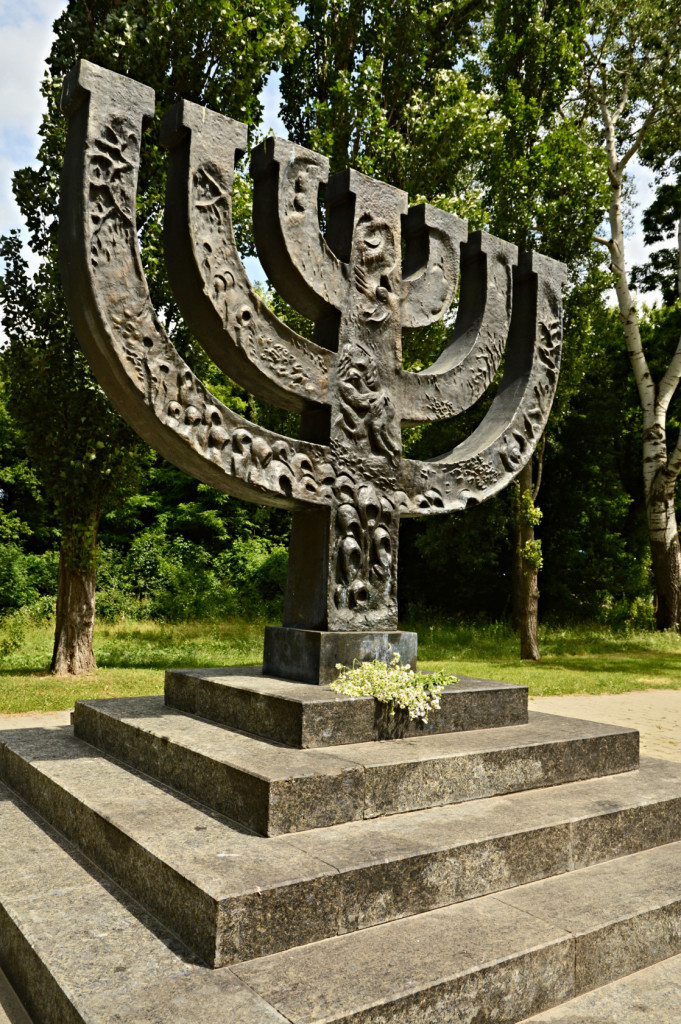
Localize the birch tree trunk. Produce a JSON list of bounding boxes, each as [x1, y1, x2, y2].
[[601, 103, 681, 630], [647, 492, 681, 629]]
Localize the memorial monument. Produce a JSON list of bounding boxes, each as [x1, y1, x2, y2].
[[0, 60, 680, 1024], [59, 60, 565, 682]]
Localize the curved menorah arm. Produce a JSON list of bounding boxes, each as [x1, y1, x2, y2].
[[398, 251, 567, 515], [399, 231, 519, 426], [59, 60, 334, 511], [160, 102, 333, 413], [250, 137, 347, 322], [401, 204, 468, 329]]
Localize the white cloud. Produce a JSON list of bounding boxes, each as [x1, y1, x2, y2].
[[0, 1, 66, 344], [0, 0, 66, 237]]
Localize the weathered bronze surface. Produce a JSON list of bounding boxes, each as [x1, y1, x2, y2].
[[59, 60, 566, 660]]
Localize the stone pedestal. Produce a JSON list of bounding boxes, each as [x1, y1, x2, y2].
[[263, 626, 418, 685], [4, 667, 681, 1023]]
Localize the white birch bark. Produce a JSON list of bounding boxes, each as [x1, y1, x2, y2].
[[596, 87, 681, 628]]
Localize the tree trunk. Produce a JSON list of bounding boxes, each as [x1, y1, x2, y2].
[[511, 522, 523, 633], [647, 492, 681, 631], [512, 461, 541, 661], [51, 514, 99, 675], [600, 121, 681, 630]]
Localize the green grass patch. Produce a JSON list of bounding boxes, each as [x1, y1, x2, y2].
[[416, 620, 681, 697], [0, 618, 265, 713], [1, 617, 681, 713]]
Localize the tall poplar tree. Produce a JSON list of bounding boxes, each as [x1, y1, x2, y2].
[[0, 0, 304, 673], [484, 0, 608, 658]]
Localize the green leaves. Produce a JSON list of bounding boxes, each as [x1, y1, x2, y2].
[[0, 0, 304, 585], [484, 0, 608, 262], [281, 0, 493, 212], [518, 488, 542, 528]]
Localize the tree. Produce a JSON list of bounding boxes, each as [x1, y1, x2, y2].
[[0, 235, 147, 670], [540, 293, 653, 626], [579, 0, 681, 629], [281, 0, 495, 216], [279, 0, 515, 621], [0, 0, 304, 672], [483, 0, 609, 657], [281, 0, 609, 654]]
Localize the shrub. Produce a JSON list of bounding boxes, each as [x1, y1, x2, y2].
[[0, 544, 57, 613]]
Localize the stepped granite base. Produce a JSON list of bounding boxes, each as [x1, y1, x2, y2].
[[0, 666, 679, 1022]]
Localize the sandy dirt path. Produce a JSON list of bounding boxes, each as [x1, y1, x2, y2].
[[529, 690, 681, 762]]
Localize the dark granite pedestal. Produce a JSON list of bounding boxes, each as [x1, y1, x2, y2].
[[1, 664, 680, 1023], [263, 626, 418, 685]]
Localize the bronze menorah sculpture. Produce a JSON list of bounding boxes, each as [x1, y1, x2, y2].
[[59, 61, 566, 683]]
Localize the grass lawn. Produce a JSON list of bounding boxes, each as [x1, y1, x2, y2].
[[1, 617, 681, 714]]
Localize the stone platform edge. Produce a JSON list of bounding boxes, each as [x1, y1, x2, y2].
[[164, 665, 528, 747]]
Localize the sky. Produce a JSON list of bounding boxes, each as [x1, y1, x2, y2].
[[0, 0, 665, 333], [0, 0, 67, 245]]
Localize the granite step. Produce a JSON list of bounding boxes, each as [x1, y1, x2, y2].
[[519, 952, 681, 1022], [231, 841, 681, 1023], [0, 723, 673, 967], [72, 696, 639, 835], [3, 766, 681, 1024], [0, 781, 288, 1024], [4, 772, 681, 1024], [0, 969, 33, 1024], [164, 666, 528, 747]]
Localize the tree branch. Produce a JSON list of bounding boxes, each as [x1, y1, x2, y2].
[[532, 435, 546, 502], [657, 333, 681, 415], [619, 106, 659, 172], [611, 73, 631, 125]]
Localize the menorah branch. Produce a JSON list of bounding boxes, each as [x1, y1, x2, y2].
[[399, 231, 518, 426], [59, 61, 334, 514], [161, 101, 334, 413], [251, 137, 347, 322], [401, 204, 467, 329], [398, 252, 567, 516], [59, 60, 566, 682]]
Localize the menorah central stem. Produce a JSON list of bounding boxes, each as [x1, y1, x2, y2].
[[263, 172, 417, 682], [287, 172, 406, 632]]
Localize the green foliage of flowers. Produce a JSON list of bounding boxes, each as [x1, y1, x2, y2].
[[519, 489, 543, 528], [330, 654, 457, 723], [521, 538, 544, 572]]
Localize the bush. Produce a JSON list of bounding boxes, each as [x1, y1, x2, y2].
[[94, 529, 290, 622], [598, 595, 656, 632], [0, 607, 27, 659], [0, 544, 58, 613], [214, 537, 289, 614], [251, 546, 289, 603]]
